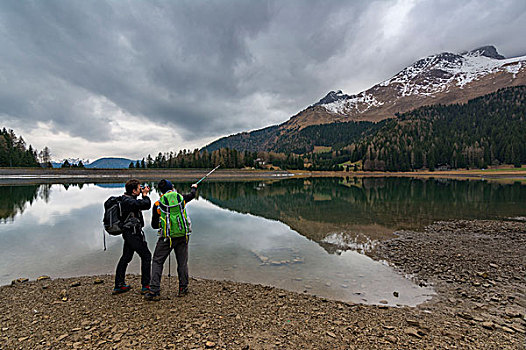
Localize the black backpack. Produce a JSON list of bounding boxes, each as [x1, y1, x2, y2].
[[103, 196, 124, 235]]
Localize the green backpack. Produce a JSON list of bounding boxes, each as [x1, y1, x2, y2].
[[157, 190, 192, 238]]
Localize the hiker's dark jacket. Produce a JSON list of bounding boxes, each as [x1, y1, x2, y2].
[[151, 187, 196, 230], [120, 193, 151, 234]]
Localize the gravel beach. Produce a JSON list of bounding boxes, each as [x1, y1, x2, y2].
[[1, 220, 524, 349]]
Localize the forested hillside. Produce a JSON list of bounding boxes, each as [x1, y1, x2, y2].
[[205, 119, 385, 154], [205, 125, 279, 152], [273, 120, 386, 154], [348, 86, 526, 171], [0, 128, 40, 167]]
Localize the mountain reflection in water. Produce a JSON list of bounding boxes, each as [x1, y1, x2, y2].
[[197, 177, 526, 252]]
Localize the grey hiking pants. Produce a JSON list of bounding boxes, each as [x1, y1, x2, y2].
[[150, 236, 189, 293]]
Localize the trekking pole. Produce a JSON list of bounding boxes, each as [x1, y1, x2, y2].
[[168, 251, 171, 290], [194, 165, 221, 185]]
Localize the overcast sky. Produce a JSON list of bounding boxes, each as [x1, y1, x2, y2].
[[1, 0, 525, 161]]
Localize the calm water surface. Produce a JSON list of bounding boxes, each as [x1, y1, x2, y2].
[[1, 177, 524, 306]]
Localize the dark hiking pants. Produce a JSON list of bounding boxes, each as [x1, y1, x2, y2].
[[150, 236, 189, 293], [115, 232, 152, 288]]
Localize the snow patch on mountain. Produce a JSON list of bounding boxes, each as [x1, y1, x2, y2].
[[317, 46, 526, 116], [380, 50, 526, 94], [323, 92, 384, 115]]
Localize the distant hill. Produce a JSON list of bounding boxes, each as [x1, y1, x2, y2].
[[52, 157, 134, 168], [86, 157, 135, 169]]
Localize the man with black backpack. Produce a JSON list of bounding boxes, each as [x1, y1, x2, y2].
[[144, 179, 197, 301], [113, 179, 152, 295]]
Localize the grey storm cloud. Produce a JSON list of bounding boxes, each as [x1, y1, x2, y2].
[[1, 0, 525, 148]]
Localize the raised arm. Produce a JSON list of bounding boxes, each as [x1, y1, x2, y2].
[[182, 185, 197, 203]]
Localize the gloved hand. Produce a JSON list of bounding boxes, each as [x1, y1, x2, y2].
[[191, 183, 198, 189]]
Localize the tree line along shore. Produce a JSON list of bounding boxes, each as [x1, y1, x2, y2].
[[0, 166, 525, 178]]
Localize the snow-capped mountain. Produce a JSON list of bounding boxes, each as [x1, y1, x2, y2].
[[51, 158, 90, 168], [205, 45, 526, 152], [286, 45, 526, 129]]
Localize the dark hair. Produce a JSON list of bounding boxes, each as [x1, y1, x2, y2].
[[157, 179, 173, 194], [125, 179, 141, 194]]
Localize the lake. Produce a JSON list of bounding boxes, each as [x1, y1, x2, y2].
[[1, 177, 524, 306]]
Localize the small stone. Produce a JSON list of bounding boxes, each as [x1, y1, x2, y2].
[[18, 336, 29, 341], [393, 291, 399, 297], [37, 276, 51, 281], [489, 263, 499, 268], [205, 341, 216, 348], [379, 300, 388, 304], [278, 293, 286, 298], [70, 281, 81, 288], [326, 331, 337, 338], [2, 328, 9, 331], [93, 279, 104, 285], [406, 319, 420, 327], [457, 312, 473, 320], [481, 321, 494, 330], [404, 327, 422, 338], [386, 335, 397, 343], [383, 325, 395, 330], [501, 326, 515, 334], [42, 284, 49, 290], [505, 308, 523, 318], [476, 271, 489, 279], [510, 325, 525, 334], [57, 334, 69, 341]]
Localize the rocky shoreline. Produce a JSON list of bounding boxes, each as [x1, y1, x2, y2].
[[1, 220, 525, 349]]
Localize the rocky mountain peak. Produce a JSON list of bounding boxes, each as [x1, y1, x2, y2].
[[313, 90, 351, 106], [466, 45, 505, 59]]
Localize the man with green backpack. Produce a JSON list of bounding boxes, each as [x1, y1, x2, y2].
[[145, 179, 197, 301]]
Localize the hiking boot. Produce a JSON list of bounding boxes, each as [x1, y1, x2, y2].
[[140, 285, 150, 295], [112, 284, 131, 295], [144, 291, 160, 301], [178, 286, 188, 297]]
